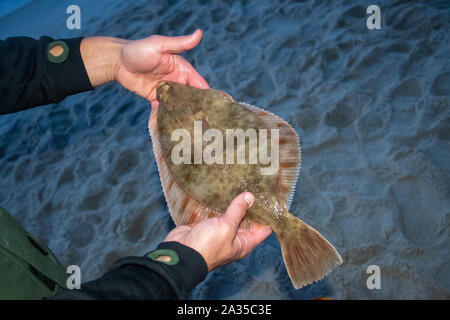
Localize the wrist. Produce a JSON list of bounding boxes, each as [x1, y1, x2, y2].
[[146, 242, 208, 294], [80, 37, 126, 87]]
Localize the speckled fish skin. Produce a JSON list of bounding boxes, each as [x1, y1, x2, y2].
[[154, 81, 343, 289], [156, 81, 282, 228]]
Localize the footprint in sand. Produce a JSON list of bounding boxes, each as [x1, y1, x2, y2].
[[48, 109, 72, 134], [124, 196, 167, 243], [114, 149, 140, 176], [324, 100, 358, 128], [431, 72, 450, 96], [78, 188, 108, 211], [391, 78, 423, 98], [68, 220, 95, 248], [57, 166, 75, 187], [390, 175, 447, 247], [387, 42, 411, 54]]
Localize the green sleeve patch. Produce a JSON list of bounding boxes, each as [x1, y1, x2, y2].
[[47, 40, 69, 63], [146, 249, 179, 265]]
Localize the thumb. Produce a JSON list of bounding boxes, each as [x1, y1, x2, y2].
[[222, 192, 254, 233], [158, 29, 203, 54]]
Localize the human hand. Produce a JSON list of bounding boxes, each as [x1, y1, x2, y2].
[[163, 192, 272, 271], [116, 29, 209, 105], [80, 30, 208, 105]]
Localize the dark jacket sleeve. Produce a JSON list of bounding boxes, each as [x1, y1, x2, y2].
[[48, 242, 208, 300], [0, 36, 93, 114]]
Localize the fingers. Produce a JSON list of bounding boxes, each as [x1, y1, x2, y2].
[[236, 226, 272, 258], [159, 29, 203, 54], [222, 192, 254, 234], [187, 66, 209, 89], [177, 57, 209, 89]]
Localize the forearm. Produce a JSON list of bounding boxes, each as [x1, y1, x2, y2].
[[0, 36, 93, 114], [80, 36, 125, 87]]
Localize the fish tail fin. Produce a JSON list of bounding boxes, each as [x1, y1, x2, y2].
[[275, 213, 343, 289]]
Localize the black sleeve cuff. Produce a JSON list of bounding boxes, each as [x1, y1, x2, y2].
[[0, 36, 93, 114], [46, 37, 93, 102], [110, 241, 208, 299]]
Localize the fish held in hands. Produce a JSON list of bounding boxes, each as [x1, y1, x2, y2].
[[148, 81, 342, 289]]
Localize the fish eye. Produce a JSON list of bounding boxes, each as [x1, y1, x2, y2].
[[162, 84, 171, 92]]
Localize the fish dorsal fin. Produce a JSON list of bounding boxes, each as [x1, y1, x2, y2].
[[148, 102, 301, 230], [149, 107, 221, 226], [239, 102, 301, 211]]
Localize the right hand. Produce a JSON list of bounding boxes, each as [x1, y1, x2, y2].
[[163, 192, 272, 271]]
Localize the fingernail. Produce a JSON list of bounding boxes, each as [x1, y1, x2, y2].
[[244, 193, 254, 208]]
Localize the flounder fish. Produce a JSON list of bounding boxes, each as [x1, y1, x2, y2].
[[148, 81, 342, 289]]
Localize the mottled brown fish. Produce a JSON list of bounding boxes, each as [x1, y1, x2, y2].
[[148, 81, 342, 289]]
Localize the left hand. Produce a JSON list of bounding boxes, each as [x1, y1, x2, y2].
[[116, 29, 209, 105], [80, 30, 209, 106]]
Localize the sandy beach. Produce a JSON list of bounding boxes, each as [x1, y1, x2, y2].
[[0, 0, 449, 299]]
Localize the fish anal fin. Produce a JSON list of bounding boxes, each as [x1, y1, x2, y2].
[[149, 108, 221, 226]]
